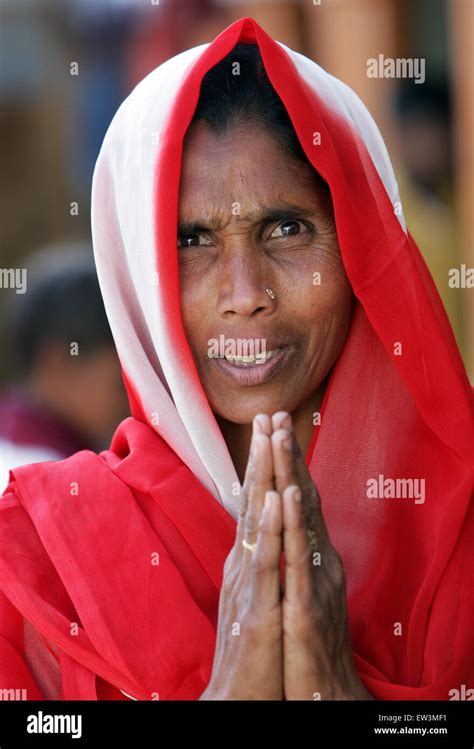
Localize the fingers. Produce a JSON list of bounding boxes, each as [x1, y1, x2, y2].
[[281, 478, 346, 620], [234, 415, 275, 588], [272, 414, 332, 552], [272, 412, 318, 532], [281, 485, 313, 605], [271, 412, 292, 433], [271, 427, 298, 496], [248, 490, 283, 610], [243, 433, 274, 543], [293, 460, 332, 555], [271, 412, 297, 494], [236, 416, 274, 549], [254, 413, 272, 437], [240, 434, 274, 583]]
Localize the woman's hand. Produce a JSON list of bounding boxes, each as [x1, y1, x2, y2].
[[200, 415, 284, 700], [271, 412, 373, 701]]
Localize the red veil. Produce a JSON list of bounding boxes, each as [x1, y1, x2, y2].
[[1, 17, 473, 701]]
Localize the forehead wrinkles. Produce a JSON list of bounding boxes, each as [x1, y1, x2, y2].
[[179, 165, 315, 231], [179, 199, 280, 235], [178, 125, 330, 229], [181, 125, 294, 192], [179, 164, 281, 229]]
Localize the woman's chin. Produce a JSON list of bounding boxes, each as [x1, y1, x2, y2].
[[209, 375, 329, 425], [211, 395, 295, 425]]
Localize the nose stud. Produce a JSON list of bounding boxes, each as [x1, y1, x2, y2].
[[265, 288, 276, 299]]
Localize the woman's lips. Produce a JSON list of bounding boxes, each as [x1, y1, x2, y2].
[[214, 346, 293, 386]]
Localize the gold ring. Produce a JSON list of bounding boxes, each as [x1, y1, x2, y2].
[[242, 538, 257, 552]]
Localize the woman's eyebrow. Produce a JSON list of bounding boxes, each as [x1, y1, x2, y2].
[[177, 204, 315, 235]]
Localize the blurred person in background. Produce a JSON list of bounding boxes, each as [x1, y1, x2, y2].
[[393, 79, 464, 353], [0, 243, 129, 493], [395, 79, 453, 202]]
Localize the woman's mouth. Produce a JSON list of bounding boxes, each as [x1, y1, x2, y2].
[[214, 346, 293, 386]]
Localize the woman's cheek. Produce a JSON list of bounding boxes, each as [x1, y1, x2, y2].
[[302, 276, 353, 350], [299, 275, 343, 318], [183, 297, 223, 367]]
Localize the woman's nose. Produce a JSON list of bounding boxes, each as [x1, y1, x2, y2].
[[216, 253, 275, 317]]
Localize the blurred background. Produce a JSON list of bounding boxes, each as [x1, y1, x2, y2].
[[0, 0, 472, 490]]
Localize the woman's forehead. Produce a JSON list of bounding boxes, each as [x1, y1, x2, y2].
[[179, 122, 330, 224]]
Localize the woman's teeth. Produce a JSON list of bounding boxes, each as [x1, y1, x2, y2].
[[224, 348, 281, 366]]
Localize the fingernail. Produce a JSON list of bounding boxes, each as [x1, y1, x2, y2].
[[282, 413, 292, 431], [264, 491, 276, 510], [292, 488, 302, 502], [253, 415, 263, 434]]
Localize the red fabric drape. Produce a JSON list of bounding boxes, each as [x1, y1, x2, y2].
[[0, 420, 235, 700]]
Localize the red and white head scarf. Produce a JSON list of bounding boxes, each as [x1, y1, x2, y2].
[[90, 17, 474, 696]]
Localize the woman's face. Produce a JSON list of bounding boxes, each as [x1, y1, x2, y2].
[[178, 121, 353, 424]]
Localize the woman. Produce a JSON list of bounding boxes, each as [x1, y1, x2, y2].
[[0, 17, 472, 701]]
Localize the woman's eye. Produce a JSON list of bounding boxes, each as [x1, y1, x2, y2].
[[269, 219, 310, 239], [178, 233, 212, 248]]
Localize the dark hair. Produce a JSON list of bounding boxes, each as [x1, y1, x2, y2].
[[394, 79, 451, 124], [7, 248, 113, 374], [189, 43, 311, 166]]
